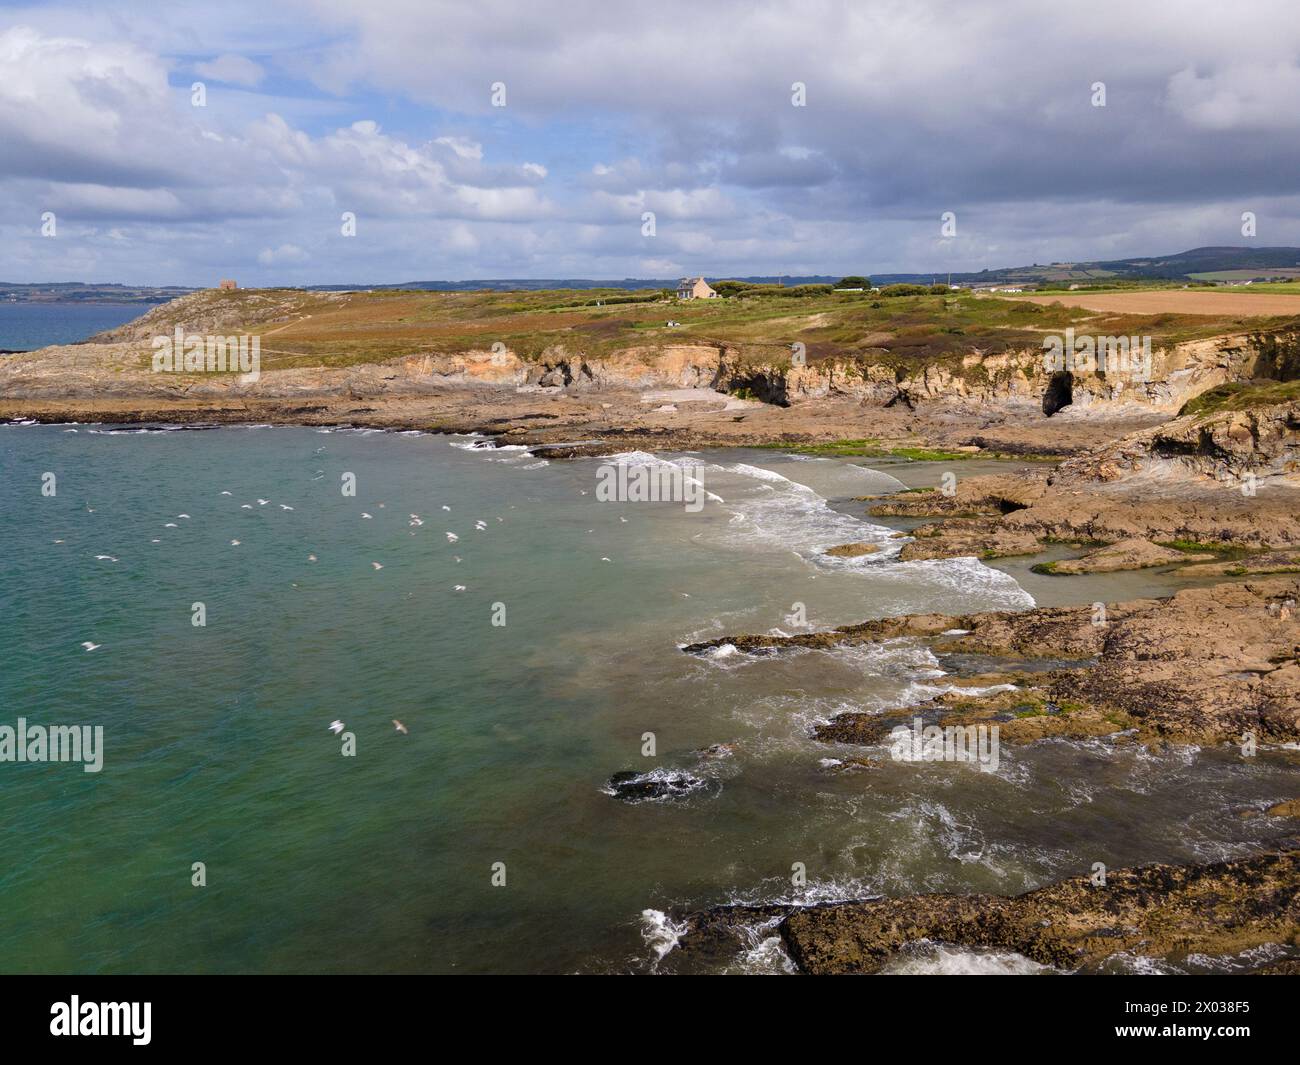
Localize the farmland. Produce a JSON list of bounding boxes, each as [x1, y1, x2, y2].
[[94, 283, 1300, 375]]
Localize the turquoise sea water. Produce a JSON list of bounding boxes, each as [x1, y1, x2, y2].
[[1, 424, 1297, 974], [0, 303, 147, 350]]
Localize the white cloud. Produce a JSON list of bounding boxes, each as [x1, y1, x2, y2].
[[257, 242, 310, 265], [434, 136, 482, 160], [7, 1, 1300, 284], [194, 54, 266, 87]]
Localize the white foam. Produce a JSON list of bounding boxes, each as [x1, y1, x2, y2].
[[639, 909, 689, 964], [878, 940, 1059, 975]]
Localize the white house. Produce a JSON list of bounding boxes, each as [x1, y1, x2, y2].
[[676, 277, 719, 300]]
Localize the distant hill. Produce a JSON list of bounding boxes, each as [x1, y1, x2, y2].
[[7, 248, 1299, 300], [307, 248, 1300, 291], [0, 282, 192, 303], [873, 247, 1300, 286], [304, 276, 840, 292]]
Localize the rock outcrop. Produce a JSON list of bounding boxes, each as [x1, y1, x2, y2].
[[677, 849, 1300, 974], [685, 576, 1300, 745], [1046, 537, 1213, 574]]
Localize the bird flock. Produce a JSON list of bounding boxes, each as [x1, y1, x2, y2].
[[54, 431, 637, 744]]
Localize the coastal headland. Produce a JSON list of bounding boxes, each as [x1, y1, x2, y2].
[[4, 283, 1298, 972]]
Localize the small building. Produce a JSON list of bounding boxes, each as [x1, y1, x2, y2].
[[218, 279, 238, 291], [676, 277, 718, 300]]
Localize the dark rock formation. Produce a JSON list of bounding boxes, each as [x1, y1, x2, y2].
[[678, 849, 1300, 974]]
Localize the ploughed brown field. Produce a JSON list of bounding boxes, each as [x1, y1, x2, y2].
[[1013, 289, 1300, 316]]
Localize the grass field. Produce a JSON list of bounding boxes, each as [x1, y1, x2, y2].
[[1012, 288, 1300, 317], [116, 284, 1300, 375]]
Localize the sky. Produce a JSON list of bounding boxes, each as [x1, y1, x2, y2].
[[2, 0, 1300, 286]]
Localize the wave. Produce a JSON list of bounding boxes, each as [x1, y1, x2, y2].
[[638, 909, 689, 966], [878, 940, 1060, 975]]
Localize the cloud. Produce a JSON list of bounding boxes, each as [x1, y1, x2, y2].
[[194, 54, 266, 87], [5, 1, 1300, 284], [257, 242, 310, 265], [1166, 62, 1300, 131]]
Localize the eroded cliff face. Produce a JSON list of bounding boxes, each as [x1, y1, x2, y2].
[[0, 303, 1279, 419], [778, 334, 1258, 414]]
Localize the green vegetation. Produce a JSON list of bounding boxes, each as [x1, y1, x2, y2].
[[758, 437, 975, 461], [1155, 540, 1244, 556], [113, 282, 1300, 378], [1178, 379, 1300, 416]]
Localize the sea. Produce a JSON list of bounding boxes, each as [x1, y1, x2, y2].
[[0, 301, 147, 350], [3, 422, 1298, 974]]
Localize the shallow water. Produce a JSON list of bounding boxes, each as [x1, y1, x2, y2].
[[1, 425, 1295, 974]]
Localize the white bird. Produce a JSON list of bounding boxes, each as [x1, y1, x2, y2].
[[409, 518, 424, 527], [441, 505, 451, 511], [241, 504, 252, 509], [371, 561, 384, 570], [453, 584, 466, 591], [445, 532, 459, 543], [453, 556, 462, 563], [52, 539, 64, 544], [80, 641, 101, 652], [94, 554, 118, 562], [220, 491, 232, 496], [393, 720, 408, 734], [601, 557, 612, 562], [620, 516, 628, 522], [230, 539, 241, 546], [409, 513, 420, 520], [307, 554, 317, 562], [257, 499, 269, 506], [362, 513, 373, 519], [279, 505, 294, 511], [328, 720, 344, 734], [177, 514, 190, 519], [164, 522, 178, 528], [151, 539, 161, 544]]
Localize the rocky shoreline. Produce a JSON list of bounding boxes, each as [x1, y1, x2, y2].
[[676, 849, 1300, 974], [685, 575, 1300, 746], [6, 290, 1299, 975]]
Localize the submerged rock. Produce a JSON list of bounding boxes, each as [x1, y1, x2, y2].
[[824, 542, 879, 558], [605, 769, 709, 803]]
